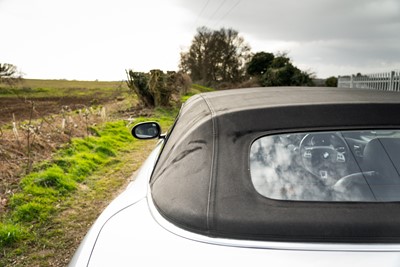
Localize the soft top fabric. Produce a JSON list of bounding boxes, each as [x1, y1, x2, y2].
[[150, 87, 400, 243]]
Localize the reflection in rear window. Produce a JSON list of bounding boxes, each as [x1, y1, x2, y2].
[[250, 130, 400, 202]]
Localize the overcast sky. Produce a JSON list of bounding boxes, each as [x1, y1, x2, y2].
[[0, 0, 399, 80]]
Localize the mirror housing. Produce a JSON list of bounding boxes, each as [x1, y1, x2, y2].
[[131, 122, 162, 140]]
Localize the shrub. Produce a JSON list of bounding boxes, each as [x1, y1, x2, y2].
[[325, 76, 338, 87], [125, 70, 154, 107], [148, 69, 172, 107], [126, 70, 192, 107]]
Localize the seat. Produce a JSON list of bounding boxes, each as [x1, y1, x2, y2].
[[362, 138, 400, 201]]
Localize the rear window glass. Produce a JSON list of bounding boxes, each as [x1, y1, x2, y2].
[[250, 130, 400, 202]]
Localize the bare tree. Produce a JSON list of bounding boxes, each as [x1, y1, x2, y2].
[[0, 63, 23, 87]]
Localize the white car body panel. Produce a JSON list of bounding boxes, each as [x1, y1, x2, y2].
[[70, 141, 400, 267], [69, 142, 162, 266], [88, 198, 400, 267]]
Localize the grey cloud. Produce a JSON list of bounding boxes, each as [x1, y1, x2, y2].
[[294, 39, 400, 65], [176, 0, 400, 76], [183, 0, 400, 42]]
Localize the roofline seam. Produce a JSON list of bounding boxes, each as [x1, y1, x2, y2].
[[200, 94, 218, 231]]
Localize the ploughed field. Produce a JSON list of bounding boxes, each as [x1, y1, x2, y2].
[[0, 79, 127, 124], [0, 96, 106, 124]]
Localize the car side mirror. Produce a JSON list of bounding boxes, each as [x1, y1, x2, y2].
[[131, 122, 162, 139]]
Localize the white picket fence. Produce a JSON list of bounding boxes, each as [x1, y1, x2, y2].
[[338, 70, 400, 91]]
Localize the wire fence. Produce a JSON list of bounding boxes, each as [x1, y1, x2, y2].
[[338, 70, 400, 91]]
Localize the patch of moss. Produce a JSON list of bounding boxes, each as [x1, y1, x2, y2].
[[12, 202, 54, 223], [22, 166, 77, 193], [0, 223, 28, 249]]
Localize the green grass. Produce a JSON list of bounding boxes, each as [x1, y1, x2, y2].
[[0, 78, 129, 98], [0, 223, 29, 249], [0, 82, 207, 265], [0, 110, 175, 254]]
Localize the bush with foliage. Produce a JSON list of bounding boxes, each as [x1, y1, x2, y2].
[[325, 76, 338, 87], [180, 27, 251, 86], [179, 26, 317, 88], [126, 69, 191, 107], [247, 52, 314, 87], [125, 70, 154, 107], [246, 52, 275, 77]]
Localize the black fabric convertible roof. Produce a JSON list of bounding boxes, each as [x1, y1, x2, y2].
[[150, 87, 400, 243]]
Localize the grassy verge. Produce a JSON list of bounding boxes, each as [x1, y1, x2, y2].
[[0, 83, 212, 266], [0, 113, 175, 266]]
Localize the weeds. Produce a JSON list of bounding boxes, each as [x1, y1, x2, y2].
[[0, 83, 204, 265], [0, 116, 172, 254], [0, 223, 28, 248]]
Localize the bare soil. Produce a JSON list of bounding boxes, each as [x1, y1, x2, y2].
[[0, 96, 110, 125], [0, 95, 133, 214]]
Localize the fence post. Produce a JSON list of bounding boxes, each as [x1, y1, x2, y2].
[[340, 71, 400, 92], [389, 71, 395, 91], [350, 75, 354, 88]]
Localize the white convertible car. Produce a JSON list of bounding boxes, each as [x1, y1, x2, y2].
[[70, 87, 400, 266]]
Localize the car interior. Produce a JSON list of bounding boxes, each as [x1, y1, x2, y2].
[[250, 130, 400, 202]]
